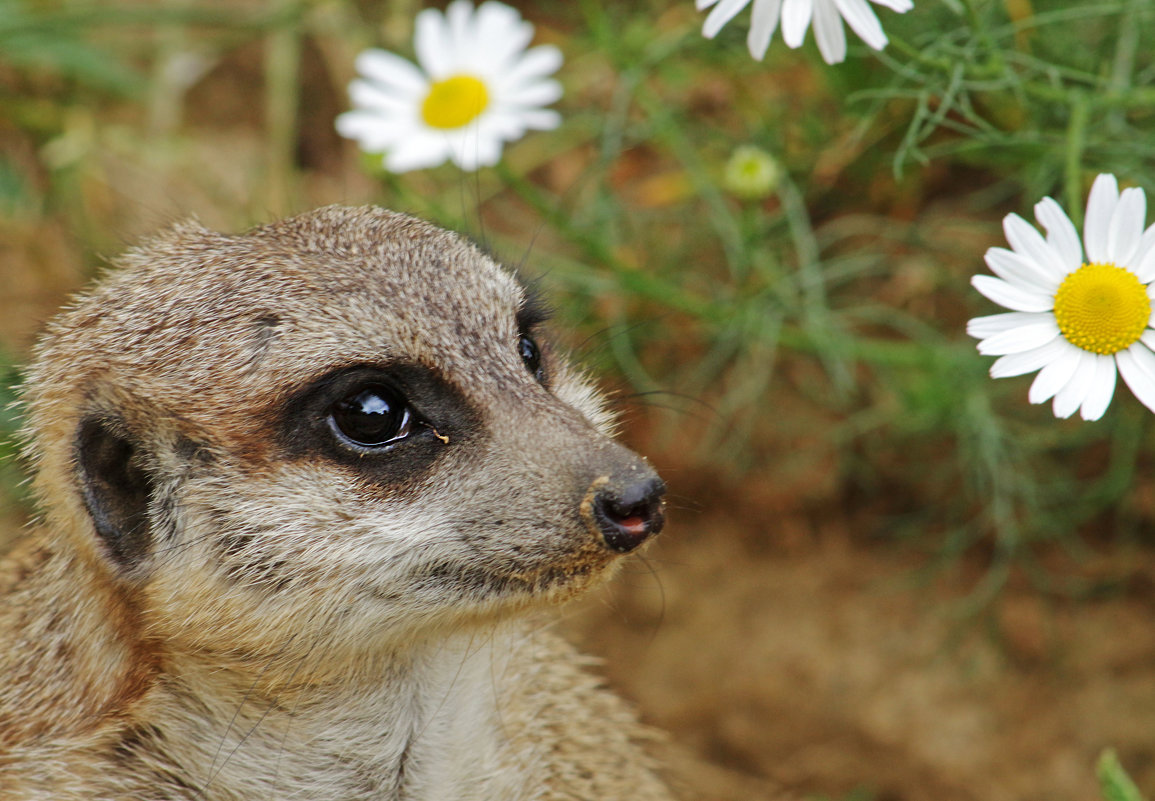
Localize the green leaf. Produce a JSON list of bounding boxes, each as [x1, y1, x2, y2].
[[1099, 749, 1147, 801]]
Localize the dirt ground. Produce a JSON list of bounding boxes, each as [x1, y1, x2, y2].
[[563, 437, 1155, 801]]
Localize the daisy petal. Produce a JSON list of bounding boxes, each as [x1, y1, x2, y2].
[[348, 80, 416, 115], [703, 0, 753, 38], [1028, 348, 1082, 406], [1077, 354, 1118, 420], [354, 50, 427, 95], [984, 247, 1060, 293], [1084, 174, 1120, 264], [967, 311, 1054, 340], [500, 80, 562, 107], [471, 4, 533, 71], [1052, 351, 1096, 418], [451, 130, 503, 170], [414, 6, 454, 77], [502, 46, 563, 88], [990, 337, 1071, 379], [781, 0, 814, 48], [510, 108, 561, 130], [1033, 197, 1083, 274], [1002, 213, 1067, 281], [1107, 187, 1147, 267], [811, 0, 847, 63], [747, 0, 784, 58], [1029, 346, 1081, 405], [336, 110, 415, 150], [1133, 226, 1155, 282], [976, 320, 1060, 356], [385, 135, 453, 172], [698, 0, 721, 9], [834, 0, 887, 51], [871, 0, 912, 9], [971, 275, 1053, 313], [1117, 346, 1155, 414]]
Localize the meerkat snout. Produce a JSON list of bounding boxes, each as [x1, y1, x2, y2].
[[584, 470, 666, 553]]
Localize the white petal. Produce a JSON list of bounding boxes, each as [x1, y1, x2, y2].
[[498, 80, 562, 108], [811, 0, 847, 63], [1133, 226, 1155, 282], [1142, 329, 1155, 351], [977, 320, 1060, 356], [698, 0, 721, 9], [348, 80, 417, 114], [1029, 345, 1082, 405], [834, 0, 887, 51], [703, 0, 753, 38], [967, 311, 1053, 339], [354, 50, 428, 95], [414, 6, 455, 77], [971, 275, 1054, 313], [869, 0, 912, 10], [1003, 213, 1068, 281], [501, 46, 563, 89], [983, 247, 1059, 293], [1078, 354, 1118, 420], [1116, 347, 1155, 414], [507, 108, 561, 130], [1084, 174, 1120, 264], [781, 0, 814, 47], [336, 111, 416, 150], [385, 135, 453, 172], [1107, 187, 1147, 267], [471, 3, 533, 71], [990, 337, 1071, 378], [1052, 350, 1096, 418], [449, 130, 503, 170], [1033, 197, 1083, 274], [747, 0, 784, 58]]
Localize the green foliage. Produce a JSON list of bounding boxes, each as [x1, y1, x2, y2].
[[1099, 749, 1148, 801], [0, 2, 144, 96]]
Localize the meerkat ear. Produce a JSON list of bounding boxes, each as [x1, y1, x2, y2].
[[75, 416, 156, 571]]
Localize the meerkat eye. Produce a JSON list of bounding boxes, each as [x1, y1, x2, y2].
[[518, 335, 545, 384], [329, 384, 414, 448]]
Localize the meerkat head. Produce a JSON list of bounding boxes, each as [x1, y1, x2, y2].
[[20, 206, 665, 670]]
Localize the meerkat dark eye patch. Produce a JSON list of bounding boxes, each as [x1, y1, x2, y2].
[[329, 384, 415, 448], [75, 416, 155, 570], [278, 363, 484, 490]]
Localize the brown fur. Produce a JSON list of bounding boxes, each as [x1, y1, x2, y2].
[[0, 207, 675, 800]]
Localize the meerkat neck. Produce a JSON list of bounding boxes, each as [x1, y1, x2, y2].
[[146, 625, 530, 800]]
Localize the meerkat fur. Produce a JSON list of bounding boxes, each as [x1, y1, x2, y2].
[[0, 206, 675, 800]]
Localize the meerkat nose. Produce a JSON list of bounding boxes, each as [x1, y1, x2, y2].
[[591, 473, 666, 554]]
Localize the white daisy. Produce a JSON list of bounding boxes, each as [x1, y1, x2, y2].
[[968, 174, 1155, 421], [336, 0, 562, 172], [697, 0, 913, 64]]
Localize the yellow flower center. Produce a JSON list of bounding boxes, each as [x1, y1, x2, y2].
[[1053, 262, 1151, 354], [421, 75, 489, 130]]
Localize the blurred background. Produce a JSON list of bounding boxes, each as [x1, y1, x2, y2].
[[2, 1, 1155, 799]]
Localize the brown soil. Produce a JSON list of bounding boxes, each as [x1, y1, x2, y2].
[[563, 453, 1155, 801]]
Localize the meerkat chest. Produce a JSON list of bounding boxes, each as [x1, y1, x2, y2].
[[146, 639, 532, 801]]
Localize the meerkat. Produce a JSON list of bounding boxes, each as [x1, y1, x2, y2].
[[0, 206, 676, 800]]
